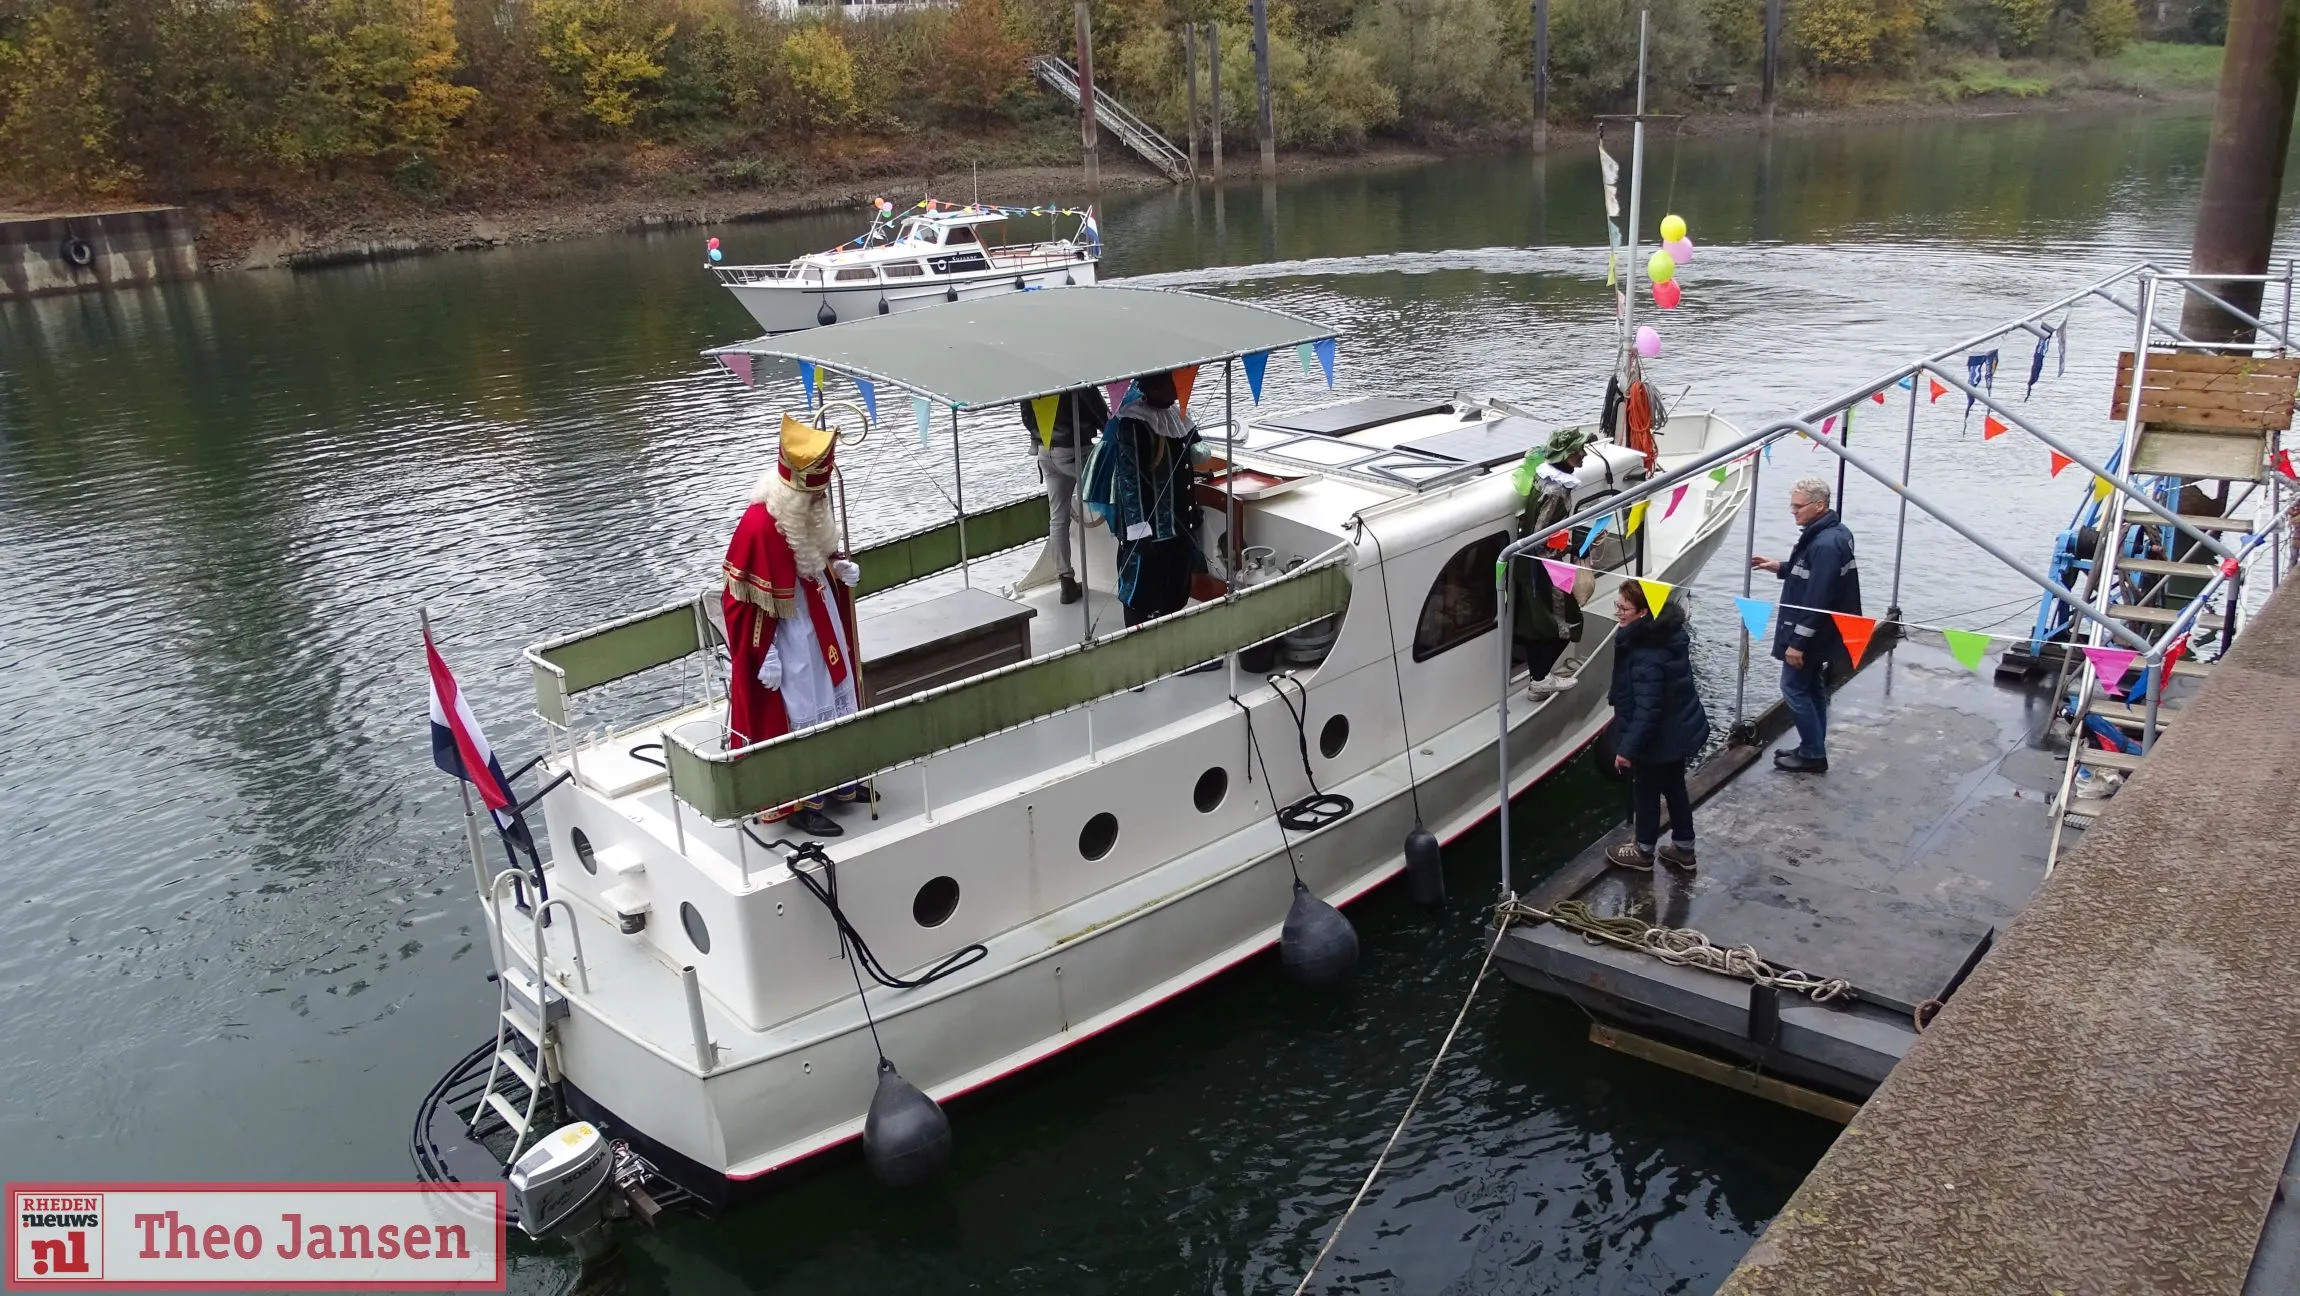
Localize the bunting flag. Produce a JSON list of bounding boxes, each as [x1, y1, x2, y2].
[[1708, 466, 1729, 484], [1313, 338, 1338, 389], [1242, 350, 1270, 404], [799, 360, 819, 407], [1540, 558, 1578, 589], [1735, 596, 1774, 642], [1764, 440, 1775, 463], [1897, 375, 1916, 391], [1606, 251, 1618, 287], [1820, 414, 1837, 437], [2092, 475, 2114, 502], [1982, 414, 2010, 440], [2026, 323, 2054, 398], [1105, 379, 1132, 412], [1173, 365, 1200, 414], [912, 395, 934, 448], [1545, 530, 1571, 551], [2081, 645, 2138, 693], [1297, 343, 1316, 375], [1638, 579, 1673, 615], [1831, 612, 1880, 668], [2049, 450, 2074, 477], [1928, 377, 1947, 403], [2161, 633, 2190, 677], [718, 353, 755, 386], [853, 376, 878, 422], [1941, 627, 1991, 671], [1577, 513, 1612, 557], [1964, 350, 1999, 419], [1625, 500, 1649, 536], [1031, 394, 1060, 448], [1663, 483, 1689, 519], [2057, 316, 2070, 377], [2276, 448, 2297, 480], [1870, 390, 1887, 404]]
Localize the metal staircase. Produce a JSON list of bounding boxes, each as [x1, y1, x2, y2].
[[2046, 294, 2300, 866], [467, 872, 588, 1164], [1029, 55, 1192, 182]]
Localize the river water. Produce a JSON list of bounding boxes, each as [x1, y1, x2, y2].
[[0, 105, 2272, 1293]]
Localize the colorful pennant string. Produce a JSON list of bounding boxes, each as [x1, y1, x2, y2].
[[1540, 558, 1577, 589], [1104, 379, 1132, 412], [912, 395, 933, 448], [1735, 596, 1774, 642], [1297, 343, 1316, 375], [1638, 579, 1673, 614], [1982, 414, 2009, 440], [1663, 483, 1689, 519], [1625, 500, 1649, 536], [1708, 466, 1729, 484], [853, 376, 878, 422], [1313, 338, 1338, 389], [1173, 365, 1200, 415], [1928, 378, 1947, 403], [1242, 351, 1270, 404], [1941, 628, 1991, 671], [719, 353, 755, 386], [2081, 645, 2138, 692], [798, 361, 819, 407], [1577, 513, 1612, 557], [2049, 450, 2074, 477], [1031, 394, 1060, 448], [1831, 612, 1879, 668]]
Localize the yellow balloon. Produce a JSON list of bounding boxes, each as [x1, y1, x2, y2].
[[1647, 249, 1678, 284], [1659, 214, 1688, 244]]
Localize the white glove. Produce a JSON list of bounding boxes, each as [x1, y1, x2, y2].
[[757, 644, 783, 690], [831, 558, 860, 586]]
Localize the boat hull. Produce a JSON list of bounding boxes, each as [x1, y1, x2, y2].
[[535, 510, 1739, 1204], [722, 255, 1098, 335]]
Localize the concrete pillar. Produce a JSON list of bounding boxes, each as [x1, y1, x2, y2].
[[1075, 0, 1101, 189], [2182, 0, 2300, 344]]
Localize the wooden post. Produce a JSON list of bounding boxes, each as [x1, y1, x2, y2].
[[1762, 0, 1781, 124], [1250, 0, 1276, 175], [2182, 0, 2300, 343], [1208, 22, 1224, 181], [1531, 0, 1549, 153], [1075, 0, 1101, 188], [1184, 22, 1201, 180]]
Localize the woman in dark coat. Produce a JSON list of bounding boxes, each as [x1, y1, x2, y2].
[[1604, 585, 1709, 871]]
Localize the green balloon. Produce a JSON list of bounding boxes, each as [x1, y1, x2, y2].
[[1647, 250, 1677, 284]]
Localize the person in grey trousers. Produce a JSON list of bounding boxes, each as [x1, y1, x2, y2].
[[1025, 385, 1112, 605]]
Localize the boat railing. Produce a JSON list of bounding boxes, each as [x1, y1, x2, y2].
[[709, 241, 1088, 288], [489, 869, 592, 994], [659, 545, 1356, 825], [524, 494, 1055, 769]]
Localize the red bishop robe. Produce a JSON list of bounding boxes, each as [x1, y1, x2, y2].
[[721, 501, 859, 749]]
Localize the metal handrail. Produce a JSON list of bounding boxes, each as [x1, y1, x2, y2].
[[488, 870, 593, 995]]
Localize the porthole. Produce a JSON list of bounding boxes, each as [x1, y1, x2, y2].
[[570, 827, 598, 875], [1320, 714, 1350, 759], [913, 876, 960, 928], [1079, 812, 1119, 861], [681, 901, 711, 955], [1193, 766, 1229, 813]]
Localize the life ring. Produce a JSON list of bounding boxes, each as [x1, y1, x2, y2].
[[60, 237, 93, 269]]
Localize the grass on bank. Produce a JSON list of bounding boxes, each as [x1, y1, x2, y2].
[[1831, 40, 2219, 106]]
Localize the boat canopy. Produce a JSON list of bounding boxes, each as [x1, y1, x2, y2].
[[703, 286, 1336, 410]]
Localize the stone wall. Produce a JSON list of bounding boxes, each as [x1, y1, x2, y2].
[[0, 207, 200, 299]]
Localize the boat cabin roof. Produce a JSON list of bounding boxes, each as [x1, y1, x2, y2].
[[704, 286, 1336, 410]]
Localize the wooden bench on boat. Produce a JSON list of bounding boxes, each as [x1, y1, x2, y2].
[[856, 587, 1036, 708]]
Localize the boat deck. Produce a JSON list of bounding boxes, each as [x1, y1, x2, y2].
[[1494, 634, 2061, 1099]]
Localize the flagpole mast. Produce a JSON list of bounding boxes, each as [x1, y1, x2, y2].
[[422, 606, 497, 906], [1620, 9, 1649, 379]]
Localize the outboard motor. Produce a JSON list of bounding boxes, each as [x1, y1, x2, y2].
[[509, 1122, 618, 1259]]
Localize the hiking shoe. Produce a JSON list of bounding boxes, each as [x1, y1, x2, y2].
[[1605, 842, 1655, 870], [1060, 574, 1083, 605], [1774, 752, 1828, 774], [1657, 843, 1697, 872], [1525, 675, 1578, 697]]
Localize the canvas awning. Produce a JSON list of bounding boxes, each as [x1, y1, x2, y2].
[[703, 286, 1335, 410]]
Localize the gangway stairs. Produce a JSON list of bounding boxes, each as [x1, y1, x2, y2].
[[1029, 55, 1193, 182], [2047, 338, 2300, 865]]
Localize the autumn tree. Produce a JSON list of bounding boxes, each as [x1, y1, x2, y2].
[[935, 0, 1026, 124]]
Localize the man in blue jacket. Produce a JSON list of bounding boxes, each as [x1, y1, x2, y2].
[[1751, 478, 1861, 774]]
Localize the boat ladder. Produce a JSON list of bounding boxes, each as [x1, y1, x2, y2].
[[1029, 55, 1192, 182], [472, 873, 589, 1165], [2046, 322, 2299, 867]]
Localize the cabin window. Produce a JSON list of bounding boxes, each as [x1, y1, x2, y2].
[[680, 902, 711, 955], [801, 267, 824, 285], [834, 267, 877, 282], [1079, 812, 1119, 861], [1412, 531, 1510, 662], [1320, 715, 1350, 759], [570, 827, 597, 875], [912, 877, 960, 928], [945, 226, 980, 246], [883, 262, 927, 278], [1193, 767, 1228, 813]]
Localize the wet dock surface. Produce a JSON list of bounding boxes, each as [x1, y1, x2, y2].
[[1496, 635, 2060, 1096], [1721, 585, 2300, 1295]]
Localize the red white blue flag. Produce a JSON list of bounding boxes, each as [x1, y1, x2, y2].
[[424, 628, 526, 853]]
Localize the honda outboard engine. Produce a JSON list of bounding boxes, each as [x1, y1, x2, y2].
[[509, 1122, 616, 1259]]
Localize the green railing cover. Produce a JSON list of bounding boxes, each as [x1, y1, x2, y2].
[[851, 494, 1051, 597], [666, 558, 1354, 821], [531, 602, 701, 724]]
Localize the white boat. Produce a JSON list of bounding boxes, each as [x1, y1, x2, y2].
[[711, 201, 1100, 335], [411, 287, 1750, 1244]]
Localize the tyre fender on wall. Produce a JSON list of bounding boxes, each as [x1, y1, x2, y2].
[[61, 237, 94, 269]]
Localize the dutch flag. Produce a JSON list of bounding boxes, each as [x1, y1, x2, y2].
[[424, 627, 531, 860], [1082, 206, 1102, 256]]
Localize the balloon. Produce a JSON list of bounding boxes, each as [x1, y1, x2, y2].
[[1665, 237, 1693, 264], [708, 247, 724, 263], [1647, 250, 1677, 284], [1653, 279, 1682, 310], [1659, 213, 1687, 243], [1636, 326, 1661, 358], [707, 237, 721, 250]]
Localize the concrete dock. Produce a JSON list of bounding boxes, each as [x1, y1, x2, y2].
[[0, 205, 198, 298], [1497, 633, 2059, 1100], [1719, 584, 2300, 1294]]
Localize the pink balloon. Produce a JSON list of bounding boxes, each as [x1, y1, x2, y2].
[[1665, 237, 1693, 264], [1636, 326, 1661, 358], [1652, 279, 1682, 310], [707, 237, 721, 250]]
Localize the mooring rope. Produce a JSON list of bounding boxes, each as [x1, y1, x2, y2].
[[1290, 910, 1513, 1296], [1500, 898, 1853, 1003]]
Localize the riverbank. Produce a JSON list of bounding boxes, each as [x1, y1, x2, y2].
[[172, 50, 2216, 273]]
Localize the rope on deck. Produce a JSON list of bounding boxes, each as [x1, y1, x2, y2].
[[1503, 897, 1853, 1003], [1288, 910, 1514, 1296]]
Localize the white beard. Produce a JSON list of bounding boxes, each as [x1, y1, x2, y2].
[[754, 469, 839, 578]]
